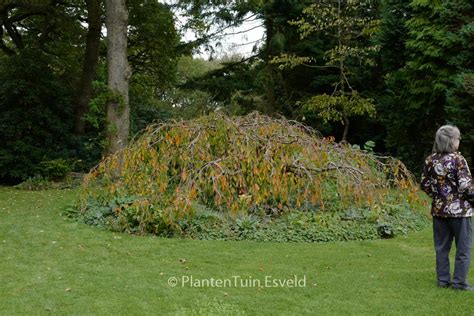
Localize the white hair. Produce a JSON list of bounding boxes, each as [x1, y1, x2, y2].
[[433, 125, 461, 153]]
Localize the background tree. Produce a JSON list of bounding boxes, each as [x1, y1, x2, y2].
[[273, 0, 378, 141], [380, 0, 473, 171], [74, 0, 102, 135], [0, 1, 86, 183], [0, 0, 472, 184], [365, 0, 411, 157], [0, 50, 74, 182], [104, 0, 130, 157], [179, 0, 316, 117]]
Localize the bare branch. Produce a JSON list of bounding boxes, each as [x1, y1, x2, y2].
[[0, 24, 15, 55], [2, 18, 23, 49]]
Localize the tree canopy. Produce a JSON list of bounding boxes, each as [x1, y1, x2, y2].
[[0, 0, 472, 183]]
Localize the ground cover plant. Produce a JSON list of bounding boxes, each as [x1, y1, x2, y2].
[[75, 113, 428, 241]]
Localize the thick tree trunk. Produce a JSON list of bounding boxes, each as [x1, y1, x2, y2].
[[104, 0, 130, 156], [74, 0, 102, 134]]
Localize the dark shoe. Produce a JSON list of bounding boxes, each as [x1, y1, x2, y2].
[[437, 283, 450, 289], [452, 286, 474, 291]]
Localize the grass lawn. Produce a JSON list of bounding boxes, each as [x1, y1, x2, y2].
[[0, 186, 472, 315]]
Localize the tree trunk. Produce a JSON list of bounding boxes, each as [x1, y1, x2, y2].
[[342, 113, 349, 142], [105, 0, 130, 156], [74, 0, 102, 134], [338, 0, 349, 142], [262, 10, 277, 113]]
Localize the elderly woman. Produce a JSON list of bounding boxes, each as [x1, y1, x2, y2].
[[421, 125, 473, 290]]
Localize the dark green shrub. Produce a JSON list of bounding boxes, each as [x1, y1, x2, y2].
[[38, 159, 73, 181], [14, 175, 50, 191], [0, 50, 74, 183]]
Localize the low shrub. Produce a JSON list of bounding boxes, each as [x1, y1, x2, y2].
[[15, 172, 84, 191], [37, 158, 74, 181], [14, 175, 51, 191]]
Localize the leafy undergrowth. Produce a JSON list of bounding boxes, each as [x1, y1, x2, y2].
[[15, 173, 84, 191], [74, 112, 428, 241], [183, 200, 428, 242]]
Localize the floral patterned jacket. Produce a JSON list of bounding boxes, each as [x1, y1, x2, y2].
[[421, 152, 473, 217]]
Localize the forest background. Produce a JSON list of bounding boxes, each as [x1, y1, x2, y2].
[[0, 0, 472, 184]]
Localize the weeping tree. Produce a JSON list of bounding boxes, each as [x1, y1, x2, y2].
[[272, 0, 378, 141], [78, 112, 420, 237]]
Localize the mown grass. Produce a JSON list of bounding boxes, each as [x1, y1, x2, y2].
[[0, 186, 472, 315]]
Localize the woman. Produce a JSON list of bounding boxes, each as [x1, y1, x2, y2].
[[421, 125, 473, 290]]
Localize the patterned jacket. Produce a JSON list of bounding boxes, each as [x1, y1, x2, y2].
[[421, 152, 473, 217]]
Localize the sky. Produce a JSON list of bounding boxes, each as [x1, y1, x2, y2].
[[160, 0, 266, 59], [185, 15, 266, 59]]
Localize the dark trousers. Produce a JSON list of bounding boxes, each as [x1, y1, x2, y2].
[[433, 216, 472, 289]]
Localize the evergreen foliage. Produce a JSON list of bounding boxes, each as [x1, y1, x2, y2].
[[0, 50, 74, 182], [379, 0, 473, 171]]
